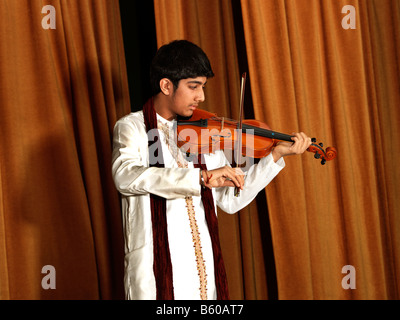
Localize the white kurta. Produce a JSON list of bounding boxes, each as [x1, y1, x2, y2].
[[111, 110, 285, 300]]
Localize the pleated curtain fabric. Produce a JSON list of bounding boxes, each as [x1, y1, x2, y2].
[[240, 0, 400, 299], [0, 0, 129, 299]]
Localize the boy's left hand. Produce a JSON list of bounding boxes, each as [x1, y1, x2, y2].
[[271, 132, 312, 162]]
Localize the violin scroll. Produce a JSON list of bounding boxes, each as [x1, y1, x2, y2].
[[308, 138, 337, 165]]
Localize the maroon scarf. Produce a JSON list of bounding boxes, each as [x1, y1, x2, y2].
[[143, 98, 229, 300]]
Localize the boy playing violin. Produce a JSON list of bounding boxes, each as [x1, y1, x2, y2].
[[112, 40, 311, 300]]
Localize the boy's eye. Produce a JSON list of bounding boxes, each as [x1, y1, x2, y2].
[[188, 82, 206, 90]]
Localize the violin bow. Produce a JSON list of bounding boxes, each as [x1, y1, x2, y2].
[[234, 72, 247, 197]]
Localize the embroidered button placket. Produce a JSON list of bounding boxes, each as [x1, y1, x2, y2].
[[158, 120, 208, 300]]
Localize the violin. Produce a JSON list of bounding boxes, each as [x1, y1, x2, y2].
[[176, 108, 337, 165], [177, 72, 336, 166]]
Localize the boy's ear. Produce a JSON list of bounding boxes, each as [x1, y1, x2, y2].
[[159, 78, 172, 96]]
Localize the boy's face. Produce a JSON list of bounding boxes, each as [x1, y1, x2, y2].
[[169, 77, 207, 118]]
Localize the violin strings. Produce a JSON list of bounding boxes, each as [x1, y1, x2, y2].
[[208, 117, 293, 142]]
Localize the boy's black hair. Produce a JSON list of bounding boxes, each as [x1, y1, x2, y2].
[[149, 40, 214, 95]]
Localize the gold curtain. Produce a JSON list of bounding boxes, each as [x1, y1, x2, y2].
[[0, 0, 128, 299], [154, 0, 400, 299], [241, 0, 400, 299]]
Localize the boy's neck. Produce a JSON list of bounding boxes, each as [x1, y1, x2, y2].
[[153, 94, 176, 121]]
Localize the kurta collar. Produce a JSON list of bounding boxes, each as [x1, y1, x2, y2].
[[156, 113, 174, 129]]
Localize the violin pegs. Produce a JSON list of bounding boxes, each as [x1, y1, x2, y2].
[[311, 137, 317, 143], [319, 142, 324, 148], [321, 159, 326, 165], [314, 153, 321, 159]]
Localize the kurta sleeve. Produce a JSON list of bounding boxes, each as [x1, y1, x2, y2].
[[213, 153, 285, 214], [112, 116, 201, 199]]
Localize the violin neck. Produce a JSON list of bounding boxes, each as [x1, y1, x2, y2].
[[242, 124, 293, 142], [176, 118, 294, 143]]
